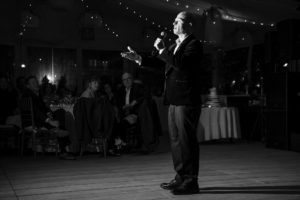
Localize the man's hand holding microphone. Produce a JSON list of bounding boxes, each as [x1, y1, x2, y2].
[[153, 31, 167, 54]]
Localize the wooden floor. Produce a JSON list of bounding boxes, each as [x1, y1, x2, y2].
[[1, 141, 300, 200]]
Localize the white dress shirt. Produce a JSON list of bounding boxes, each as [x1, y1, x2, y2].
[[125, 88, 131, 105]]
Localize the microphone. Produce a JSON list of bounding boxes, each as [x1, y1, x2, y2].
[[159, 31, 168, 41], [152, 31, 168, 56]]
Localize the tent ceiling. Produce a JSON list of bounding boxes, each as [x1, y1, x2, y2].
[[2, 0, 300, 45]]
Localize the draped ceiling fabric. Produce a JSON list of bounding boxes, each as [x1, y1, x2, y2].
[[129, 0, 300, 23], [1, 0, 300, 48], [204, 7, 223, 46]]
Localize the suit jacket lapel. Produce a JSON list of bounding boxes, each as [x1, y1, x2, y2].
[[165, 44, 176, 76], [165, 36, 194, 76], [174, 35, 194, 56]]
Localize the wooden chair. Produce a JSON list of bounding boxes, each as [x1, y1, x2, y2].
[[19, 97, 59, 158], [125, 122, 139, 149], [79, 137, 107, 159], [74, 98, 111, 159]]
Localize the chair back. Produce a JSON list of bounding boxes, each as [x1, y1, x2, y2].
[[19, 97, 35, 128]]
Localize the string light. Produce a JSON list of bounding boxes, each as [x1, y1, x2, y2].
[[80, 0, 89, 10], [116, 0, 173, 40], [160, 0, 275, 27], [199, 40, 217, 45], [80, 0, 121, 39], [219, 11, 275, 27], [115, 0, 216, 44], [19, 0, 34, 36], [220, 11, 274, 27], [103, 23, 120, 38], [160, 0, 205, 14]]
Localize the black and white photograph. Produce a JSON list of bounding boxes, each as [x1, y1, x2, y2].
[[1, 0, 300, 199]]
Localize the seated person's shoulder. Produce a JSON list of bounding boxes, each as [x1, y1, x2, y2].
[[80, 89, 91, 98]]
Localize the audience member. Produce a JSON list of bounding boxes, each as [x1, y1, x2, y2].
[[16, 76, 27, 98], [116, 72, 145, 152], [22, 76, 75, 160], [56, 75, 71, 99], [40, 77, 56, 107], [75, 77, 116, 156], [80, 77, 99, 98]]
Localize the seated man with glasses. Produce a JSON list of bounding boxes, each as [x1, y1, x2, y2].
[[116, 72, 145, 152]]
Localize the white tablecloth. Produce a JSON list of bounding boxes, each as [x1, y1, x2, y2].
[[154, 97, 241, 142], [197, 107, 241, 142]]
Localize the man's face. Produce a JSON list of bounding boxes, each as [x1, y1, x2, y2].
[[122, 74, 133, 89], [173, 12, 188, 36], [27, 78, 39, 93]]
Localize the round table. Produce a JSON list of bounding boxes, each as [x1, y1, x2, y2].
[[197, 107, 241, 142]]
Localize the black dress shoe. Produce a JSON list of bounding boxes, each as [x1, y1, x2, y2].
[[160, 179, 181, 190], [171, 185, 199, 195]]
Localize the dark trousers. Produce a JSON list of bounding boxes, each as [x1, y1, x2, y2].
[[168, 105, 201, 185], [117, 118, 141, 148], [107, 120, 120, 149]]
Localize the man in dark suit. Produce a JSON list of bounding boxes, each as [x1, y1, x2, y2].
[[116, 72, 145, 150], [121, 11, 204, 195], [116, 72, 144, 118]]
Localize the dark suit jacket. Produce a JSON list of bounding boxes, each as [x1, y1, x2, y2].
[[116, 83, 145, 116], [73, 98, 115, 144], [141, 35, 204, 106], [22, 89, 50, 127]]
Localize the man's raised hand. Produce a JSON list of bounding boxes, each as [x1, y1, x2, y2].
[[120, 46, 142, 65]]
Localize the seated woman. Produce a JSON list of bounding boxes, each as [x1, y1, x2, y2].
[[22, 76, 75, 160], [80, 77, 99, 98], [75, 77, 116, 156]]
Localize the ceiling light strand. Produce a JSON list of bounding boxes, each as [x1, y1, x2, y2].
[[117, 0, 173, 40], [163, 0, 275, 27], [80, 0, 121, 39], [19, 0, 35, 37]]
